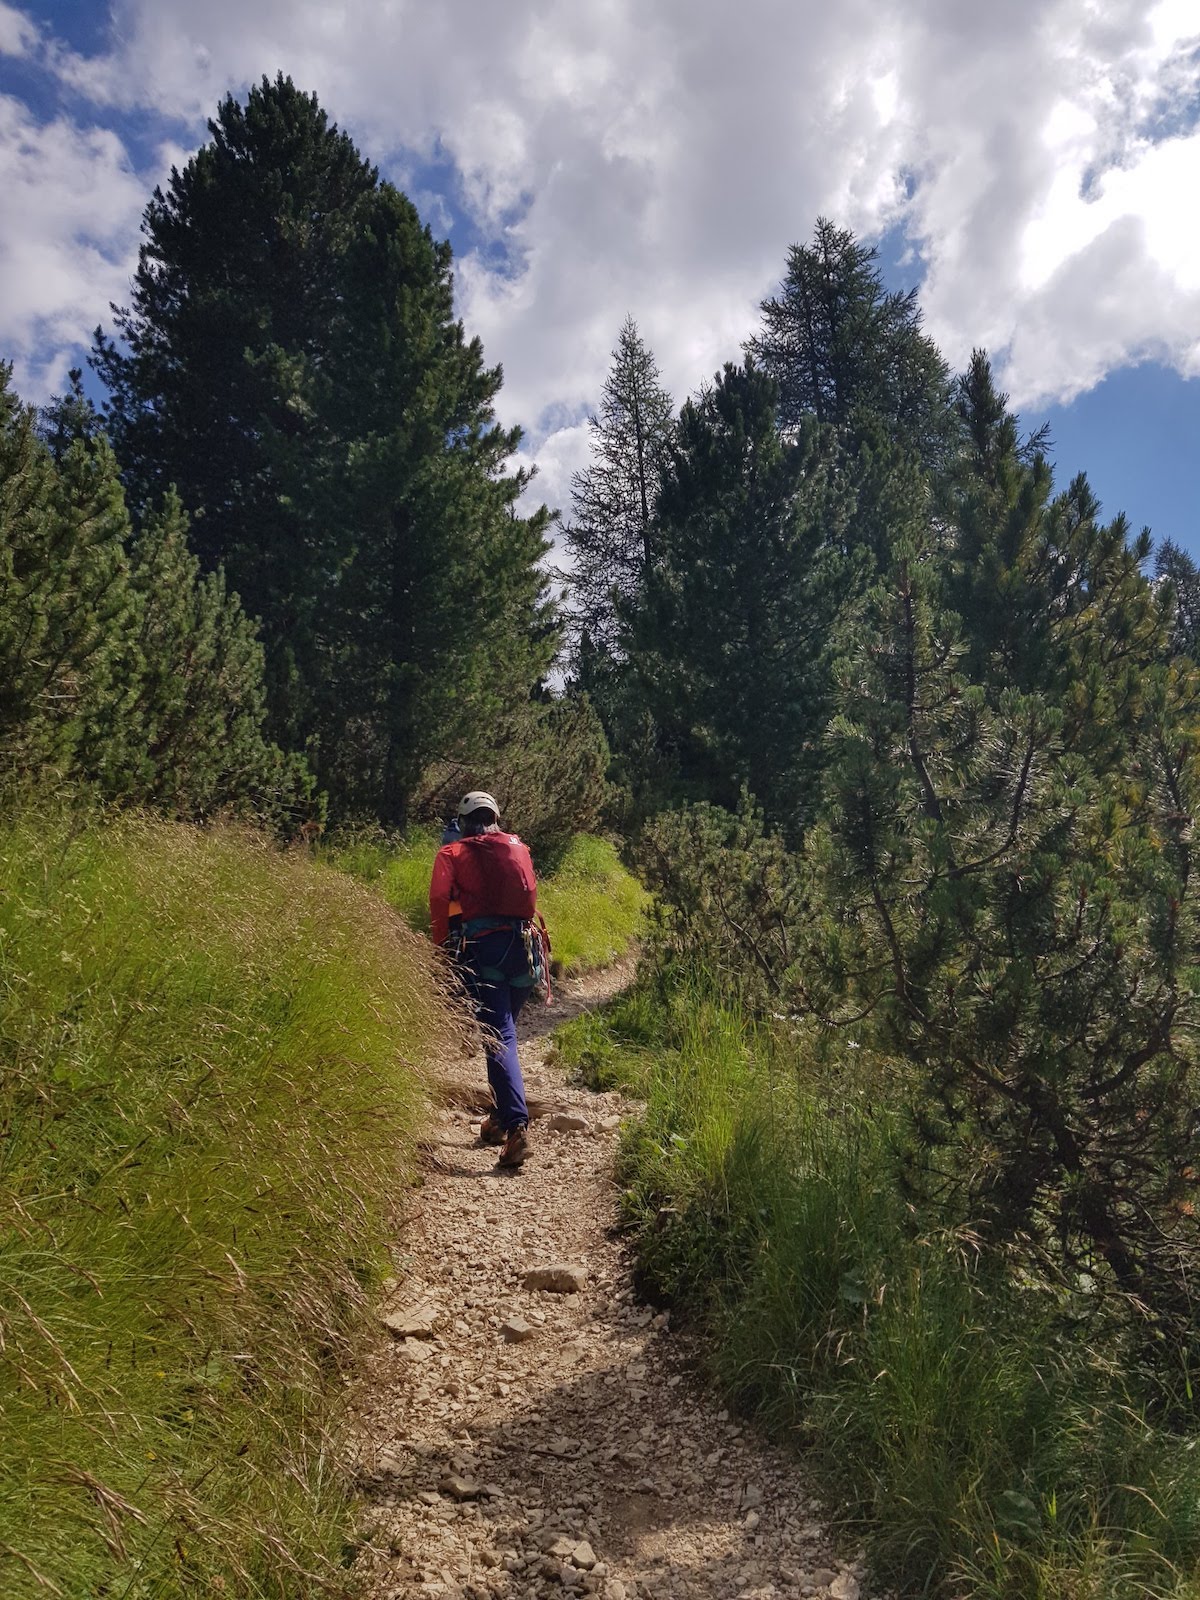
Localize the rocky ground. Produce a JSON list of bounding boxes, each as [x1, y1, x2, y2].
[[346, 967, 865, 1600]]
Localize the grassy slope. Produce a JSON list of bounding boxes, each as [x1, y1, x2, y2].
[[0, 811, 458, 1599], [555, 983, 1200, 1600], [329, 830, 647, 974]]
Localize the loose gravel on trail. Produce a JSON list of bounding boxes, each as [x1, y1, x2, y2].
[[347, 967, 865, 1600]]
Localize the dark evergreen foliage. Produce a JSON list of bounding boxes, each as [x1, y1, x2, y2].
[[0, 365, 311, 827], [94, 74, 556, 822], [748, 217, 954, 467], [1156, 537, 1200, 659], [565, 316, 674, 651], [626, 360, 863, 833], [809, 372, 1200, 1355], [410, 692, 612, 863]]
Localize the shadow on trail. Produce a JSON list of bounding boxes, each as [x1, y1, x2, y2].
[[358, 1353, 764, 1593]]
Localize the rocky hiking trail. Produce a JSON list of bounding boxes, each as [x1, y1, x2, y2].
[[347, 963, 866, 1600]]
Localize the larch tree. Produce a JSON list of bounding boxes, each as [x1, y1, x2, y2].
[[748, 219, 956, 574], [0, 365, 310, 825], [0, 367, 133, 784], [1155, 538, 1200, 660], [749, 218, 953, 461]]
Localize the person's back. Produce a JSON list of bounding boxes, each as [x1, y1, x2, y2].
[[429, 829, 537, 944]]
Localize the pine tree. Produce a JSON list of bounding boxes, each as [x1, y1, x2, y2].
[[94, 75, 556, 822], [813, 449, 1200, 1358], [0, 367, 135, 784], [1155, 538, 1200, 659], [748, 218, 953, 464], [122, 491, 314, 825], [564, 317, 674, 651], [628, 360, 862, 832]]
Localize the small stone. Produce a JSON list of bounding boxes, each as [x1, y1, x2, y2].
[[598, 1114, 622, 1133], [524, 1263, 588, 1294], [604, 1584, 626, 1600], [439, 1474, 480, 1501], [549, 1112, 590, 1133], [417, 1490, 442, 1506], [811, 1571, 837, 1588], [742, 1483, 764, 1509], [381, 1301, 440, 1338], [501, 1315, 535, 1343], [403, 1339, 435, 1362], [744, 1510, 760, 1531], [829, 1576, 860, 1600], [572, 1541, 598, 1569]]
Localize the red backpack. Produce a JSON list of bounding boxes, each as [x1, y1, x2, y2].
[[462, 832, 538, 919]]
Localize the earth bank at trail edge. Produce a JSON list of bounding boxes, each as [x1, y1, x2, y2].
[[345, 968, 866, 1600]]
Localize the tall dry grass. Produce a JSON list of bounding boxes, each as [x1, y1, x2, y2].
[[0, 808, 459, 1597]]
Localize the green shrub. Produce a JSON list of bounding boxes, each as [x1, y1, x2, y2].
[[409, 693, 613, 862], [615, 996, 1200, 1599], [0, 808, 456, 1597]]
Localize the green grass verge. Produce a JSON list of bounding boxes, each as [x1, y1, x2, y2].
[[328, 830, 647, 975], [571, 982, 1200, 1600], [0, 809, 457, 1598], [535, 834, 647, 974]]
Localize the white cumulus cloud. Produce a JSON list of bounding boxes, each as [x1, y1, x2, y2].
[[0, 2, 37, 57], [0, 95, 157, 398], [0, 0, 1197, 481]]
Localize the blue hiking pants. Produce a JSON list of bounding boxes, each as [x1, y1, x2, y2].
[[461, 926, 531, 1131]]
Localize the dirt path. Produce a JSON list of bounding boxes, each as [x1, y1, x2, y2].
[[347, 968, 864, 1600]]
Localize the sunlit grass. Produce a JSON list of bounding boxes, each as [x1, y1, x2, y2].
[[535, 834, 647, 973], [0, 808, 458, 1598]]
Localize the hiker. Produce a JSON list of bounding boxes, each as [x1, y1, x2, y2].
[[429, 791, 545, 1169]]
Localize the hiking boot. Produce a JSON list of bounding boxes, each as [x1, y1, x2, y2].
[[479, 1112, 505, 1146], [498, 1123, 530, 1168]]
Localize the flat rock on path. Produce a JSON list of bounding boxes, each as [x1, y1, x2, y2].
[[346, 963, 864, 1600]]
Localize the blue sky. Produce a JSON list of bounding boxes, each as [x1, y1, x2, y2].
[[2, 0, 1198, 554], [1041, 369, 1200, 554]]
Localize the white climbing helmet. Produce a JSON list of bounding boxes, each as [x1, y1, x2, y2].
[[457, 790, 499, 821]]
